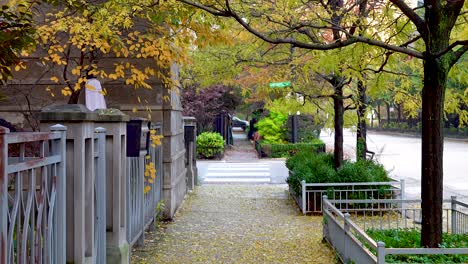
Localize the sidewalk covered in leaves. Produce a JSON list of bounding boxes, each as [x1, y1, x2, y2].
[[131, 184, 336, 263]]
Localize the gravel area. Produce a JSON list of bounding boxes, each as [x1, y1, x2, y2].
[[131, 184, 337, 264]]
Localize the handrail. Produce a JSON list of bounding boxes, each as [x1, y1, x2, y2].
[[6, 131, 62, 144], [385, 248, 468, 255], [303, 181, 399, 187], [327, 198, 455, 204], [344, 216, 378, 250]]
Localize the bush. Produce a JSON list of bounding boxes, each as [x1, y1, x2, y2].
[[336, 159, 390, 183], [256, 111, 288, 144], [286, 151, 337, 194], [257, 139, 325, 158], [196, 132, 224, 159], [286, 150, 391, 195]]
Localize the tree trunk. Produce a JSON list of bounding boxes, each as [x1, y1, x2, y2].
[[333, 85, 344, 169], [68, 90, 81, 104], [377, 102, 381, 128], [421, 57, 447, 248], [385, 102, 391, 125], [397, 104, 402, 123], [356, 81, 367, 160]]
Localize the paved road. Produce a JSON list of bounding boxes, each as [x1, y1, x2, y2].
[[321, 129, 468, 201]]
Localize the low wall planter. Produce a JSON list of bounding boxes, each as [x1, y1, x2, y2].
[[322, 196, 468, 264]]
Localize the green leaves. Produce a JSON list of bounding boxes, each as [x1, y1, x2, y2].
[[366, 229, 468, 263], [196, 132, 225, 159], [256, 111, 288, 144], [0, 3, 34, 84]]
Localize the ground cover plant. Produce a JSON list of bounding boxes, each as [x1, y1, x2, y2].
[[196, 132, 224, 159], [366, 228, 468, 263]]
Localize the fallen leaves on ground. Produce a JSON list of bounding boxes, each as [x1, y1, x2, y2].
[[131, 184, 337, 264]]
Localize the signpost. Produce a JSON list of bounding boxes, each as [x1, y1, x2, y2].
[[269, 81, 291, 88]]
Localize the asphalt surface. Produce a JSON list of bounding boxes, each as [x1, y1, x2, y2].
[[320, 129, 468, 201]]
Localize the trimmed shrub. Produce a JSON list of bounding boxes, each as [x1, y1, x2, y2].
[[336, 159, 390, 183], [286, 152, 337, 194], [256, 139, 325, 158], [286, 150, 391, 195], [196, 132, 224, 159]]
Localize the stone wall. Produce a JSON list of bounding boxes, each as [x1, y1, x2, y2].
[[0, 61, 186, 220]]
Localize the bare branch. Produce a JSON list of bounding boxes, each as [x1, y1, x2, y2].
[[179, 0, 425, 59], [447, 44, 468, 68], [434, 40, 468, 58], [389, 0, 425, 35], [178, 0, 230, 16]]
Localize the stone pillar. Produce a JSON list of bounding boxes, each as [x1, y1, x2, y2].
[[183, 116, 198, 189], [94, 109, 130, 264], [39, 105, 130, 264], [39, 105, 98, 263], [161, 84, 187, 218]]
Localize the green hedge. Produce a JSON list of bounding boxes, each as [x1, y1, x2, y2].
[[256, 139, 325, 158], [286, 150, 391, 195], [196, 132, 224, 159]]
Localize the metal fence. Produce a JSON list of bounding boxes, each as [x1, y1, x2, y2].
[[291, 179, 404, 214], [144, 124, 163, 229], [1, 125, 67, 264], [322, 196, 468, 264], [126, 123, 163, 247]]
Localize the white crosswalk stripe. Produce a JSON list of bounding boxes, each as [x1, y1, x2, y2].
[[203, 162, 272, 184]]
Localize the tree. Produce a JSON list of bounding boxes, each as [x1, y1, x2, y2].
[[12, 0, 229, 106], [181, 84, 241, 132], [179, 0, 467, 247], [0, 3, 34, 84]]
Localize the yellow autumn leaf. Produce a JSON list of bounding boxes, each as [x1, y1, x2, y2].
[[50, 76, 59, 83], [85, 84, 96, 91]]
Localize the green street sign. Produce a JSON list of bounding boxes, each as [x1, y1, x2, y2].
[[269, 81, 291, 88]]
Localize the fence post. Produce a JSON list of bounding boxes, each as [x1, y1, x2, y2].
[[322, 195, 328, 239], [400, 179, 406, 218], [344, 213, 351, 263], [137, 150, 146, 247], [50, 124, 67, 263], [301, 180, 306, 214], [0, 126, 9, 264], [451, 196, 457, 234], [95, 127, 107, 264], [377, 241, 386, 264]]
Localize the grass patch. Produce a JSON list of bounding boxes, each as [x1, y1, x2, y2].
[[366, 228, 468, 263]]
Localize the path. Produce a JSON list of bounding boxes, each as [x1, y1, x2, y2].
[[131, 130, 336, 263], [198, 129, 288, 184], [131, 185, 336, 263]]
